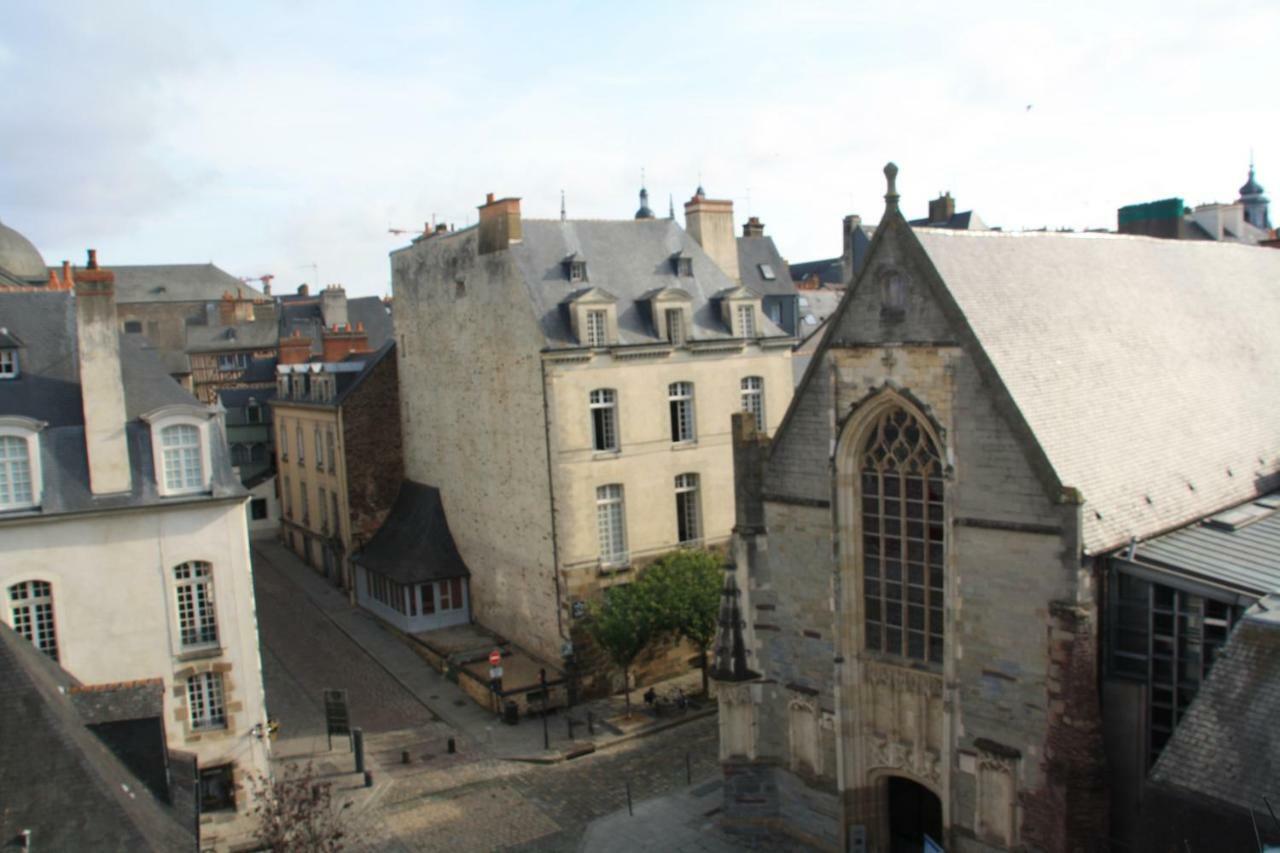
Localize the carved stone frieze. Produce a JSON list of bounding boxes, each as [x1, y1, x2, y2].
[[865, 733, 942, 784], [863, 659, 943, 698]]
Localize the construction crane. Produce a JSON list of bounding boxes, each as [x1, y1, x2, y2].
[[388, 221, 431, 237], [238, 274, 275, 295]]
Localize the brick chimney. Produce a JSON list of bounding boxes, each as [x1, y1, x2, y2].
[[684, 192, 739, 281], [322, 322, 369, 362], [74, 250, 133, 495], [928, 192, 955, 224], [477, 193, 523, 255], [217, 291, 256, 325], [297, 283, 310, 297], [278, 330, 312, 365], [741, 216, 765, 238], [320, 285, 348, 329]]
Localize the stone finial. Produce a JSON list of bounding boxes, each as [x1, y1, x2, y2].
[[884, 162, 900, 211], [711, 565, 760, 683]]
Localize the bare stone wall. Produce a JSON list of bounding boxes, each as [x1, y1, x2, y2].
[[391, 232, 561, 662]]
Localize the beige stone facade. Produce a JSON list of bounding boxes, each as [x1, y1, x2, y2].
[[391, 199, 795, 684]]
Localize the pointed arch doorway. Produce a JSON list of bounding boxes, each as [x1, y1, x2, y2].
[[886, 775, 943, 852]]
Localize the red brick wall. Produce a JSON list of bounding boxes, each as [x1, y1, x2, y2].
[[341, 350, 403, 548]]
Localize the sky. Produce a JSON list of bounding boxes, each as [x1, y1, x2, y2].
[[2, 1, 1278, 298]]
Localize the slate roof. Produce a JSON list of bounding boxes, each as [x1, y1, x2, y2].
[[353, 481, 470, 584], [69, 679, 165, 725], [185, 317, 279, 353], [0, 625, 194, 851], [0, 290, 244, 517], [279, 295, 394, 356], [737, 235, 795, 298], [217, 386, 276, 409], [510, 219, 788, 347], [1148, 594, 1280, 813], [1126, 495, 1280, 596], [99, 263, 259, 304], [273, 341, 395, 409], [908, 210, 987, 230], [912, 228, 1280, 554], [788, 256, 844, 285]]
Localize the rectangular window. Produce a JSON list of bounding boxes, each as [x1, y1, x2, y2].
[[586, 310, 607, 347], [175, 562, 218, 648], [419, 582, 436, 615], [187, 672, 226, 730], [675, 473, 701, 544], [668, 382, 695, 443], [318, 487, 328, 532], [326, 429, 336, 473], [282, 476, 292, 518], [665, 308, 685, 345], [217, 353, 248, 372], [278, 420, 288, 460], [596, 484, 627, 565], [439, 577, 464, 611], [199, 765, 236, 813], [740, 376, 765, 431], [250, 497, 268, 520], [589, 389, 618, 452], [246, 405, 262, 425], [9, 580, 57, 661], [300, 482, 309, 524], [296, 426, 304, 464], [330, 491, 339, 537], [314, 426, 324, 471], [737, 304, 756, 338], [0, 435, 34, 507]]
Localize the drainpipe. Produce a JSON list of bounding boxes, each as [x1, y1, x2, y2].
[[539, 355, 567, 646]]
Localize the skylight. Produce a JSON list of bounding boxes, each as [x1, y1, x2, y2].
[[759, 263, 775, 281]]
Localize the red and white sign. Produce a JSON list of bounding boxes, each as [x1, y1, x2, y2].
[[489, 649, 502, 666]]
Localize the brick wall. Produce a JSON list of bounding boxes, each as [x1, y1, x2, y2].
[[342, 350, 403, 546]]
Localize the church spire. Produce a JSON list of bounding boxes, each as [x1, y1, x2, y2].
[[634, 170, 655, 220]]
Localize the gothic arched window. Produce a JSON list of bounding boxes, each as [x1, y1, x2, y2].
[[860, 405, 944, 664]]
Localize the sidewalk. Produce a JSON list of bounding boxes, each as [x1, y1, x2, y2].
[[251, 539, 716, 762]]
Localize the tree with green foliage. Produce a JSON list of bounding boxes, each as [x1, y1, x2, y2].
[[584, 581, 658, 716], [639, 549, 723, 695]]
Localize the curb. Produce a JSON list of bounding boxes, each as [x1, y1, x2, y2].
[[499, 704, 717, 764]]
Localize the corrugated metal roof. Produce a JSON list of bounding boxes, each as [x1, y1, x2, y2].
[[1129, 494, 1280, 595]]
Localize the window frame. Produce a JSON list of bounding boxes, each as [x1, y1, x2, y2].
[[216, 352, 248, 373], [675, 472, 702, 545], [0, 349, 19, 379], [314, 426, 324, 471], [736, 304, 757, 338], [187, 671, 227, 731], [585, 310, 608, 348], [740, 376, 766, 432], [668, 382, 696, 444], [8, 579, 58, 661], [589, 388, 619, 453], [174, 561, 219, 651], [199, 764, 237, 813], [326, 429, 337, 473], [596, 483, 628, 567], [0, 418, 43, 511], [142, 406, 215, 498]]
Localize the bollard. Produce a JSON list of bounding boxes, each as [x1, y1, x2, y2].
[[625, 779, 633, 816], [363, 770, 373, 788], [447, 736, 456, 754], [587, 710, 595, 735], [353, 727, 365, 774], [401, 750, 410, 765], [567, 716, 575, 740]]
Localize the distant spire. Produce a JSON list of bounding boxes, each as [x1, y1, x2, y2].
[[634, 169, 655, 220], [883, 162, 900, 213], [560, 189, 566, 222], [668, 194, 675, 219]]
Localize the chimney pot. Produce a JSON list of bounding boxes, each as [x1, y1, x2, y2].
[[87, 249, 98, 269], [486, 192, 496, 204]]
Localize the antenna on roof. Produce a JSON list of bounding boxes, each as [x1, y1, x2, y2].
[[560, 190, 566, 222], [668, 194, 675, 219]]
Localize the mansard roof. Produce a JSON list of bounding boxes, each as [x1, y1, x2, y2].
[[911, 227, 1280, 553], [511, 218, 789, 348]]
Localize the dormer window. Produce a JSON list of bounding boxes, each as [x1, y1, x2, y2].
[[564, 253, 588, 283], [586, 311, 608, 347], [0, 417, 44, 511], [718, 286, 764, 339], [737, 304, 757, 338], [565, 287, 618, 349], [671, 252, 694, 277], [665, 309, 685, 345], [0, 350, 16, 379], [142, 405, 216, 497]]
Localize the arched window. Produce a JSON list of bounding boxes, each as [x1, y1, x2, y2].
[[860, 405, 944, 664], [174, 562, 218, 648], [161, 424, 203, 492], [9, 580, 57, 660]]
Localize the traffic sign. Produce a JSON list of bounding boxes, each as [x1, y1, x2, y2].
[[489, 649, 502, 666]]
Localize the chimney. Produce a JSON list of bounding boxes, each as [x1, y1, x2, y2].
[[928, 192, 955, 224], [297, 283, 310, 297], [73, 250, 133, 495], [322, 322, 369, 362], [320, 285, 348, 329], [278, 330, 312, 365], [261, 274, 273, 296], [477, 193, 523, 255], [741, 216, 765, 238], [684, 192, 739, 281], [842, 214, 863, 282]]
